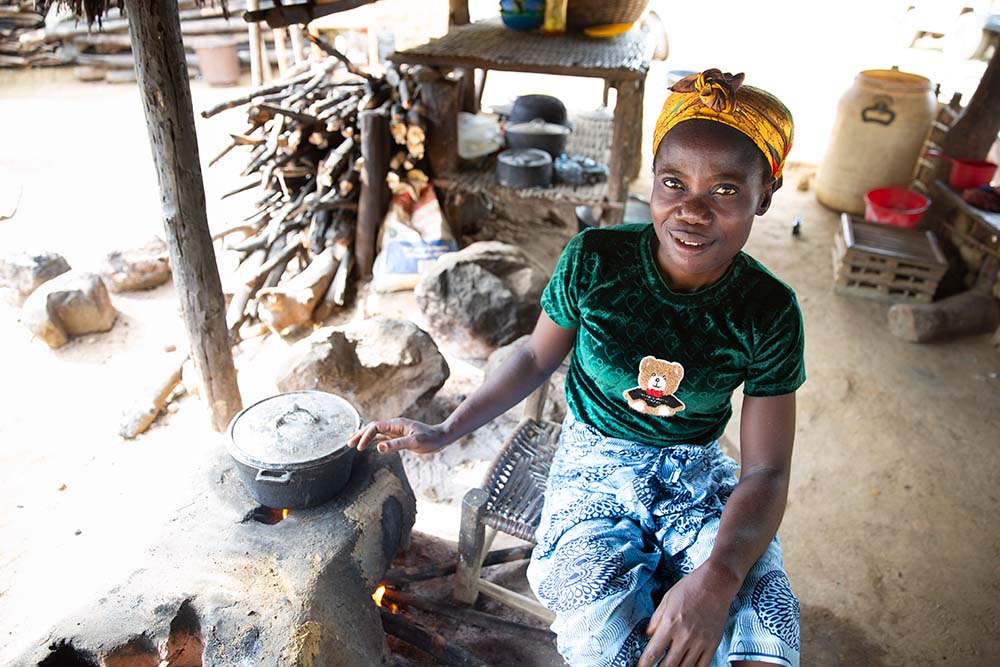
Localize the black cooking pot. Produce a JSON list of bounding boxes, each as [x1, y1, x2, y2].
[[496, 148, 553, 188], [508, 94, 568, 126], [505, 119, 571, 158], [227, 390, 362, 509]]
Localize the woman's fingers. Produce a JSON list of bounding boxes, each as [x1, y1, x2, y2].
[[637, 630, 672, 667]]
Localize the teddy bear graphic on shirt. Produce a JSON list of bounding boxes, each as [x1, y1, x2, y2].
[[623, 356, 686, 417]]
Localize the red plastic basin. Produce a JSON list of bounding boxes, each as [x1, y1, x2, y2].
[[864, 187, 930, 228], [949, 159, 997, 190]]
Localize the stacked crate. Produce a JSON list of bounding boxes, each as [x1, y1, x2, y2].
[[832, 213, 948, 303]]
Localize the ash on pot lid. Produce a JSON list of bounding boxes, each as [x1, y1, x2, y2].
[[228, 391, 362, 467]]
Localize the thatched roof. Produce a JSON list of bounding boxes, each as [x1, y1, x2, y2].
[[37, 1, 229, 27]]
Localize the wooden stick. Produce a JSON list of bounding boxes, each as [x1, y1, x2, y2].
[[476, 579, 555, 624], [221, 177, 262, 199], [382, 589, 555, 641], [246, 0, 263, 87], [379, 609, 488, 667], [306, 31, 378, 86], [288, 24, 306, 63], [118, 356, 187, 440], [384, 545, 535, 585]]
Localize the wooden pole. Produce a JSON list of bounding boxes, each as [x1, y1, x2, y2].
[[125, 0, 243, 432], [273, 27, 288, 75], [421, 77, 460, 178], [940, 32, 1000, 161], [247, 0, 263, 86], [289, 24, 307, 63], [357, 108, 391, 279], [605, 77, 643, 226]]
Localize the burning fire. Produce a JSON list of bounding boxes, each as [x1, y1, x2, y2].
[[372, 584, 399, 613], [282, 508, 290, 520]]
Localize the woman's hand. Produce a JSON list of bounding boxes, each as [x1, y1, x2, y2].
[[347, 418, 450, 455], [637, 561, 739, 667]]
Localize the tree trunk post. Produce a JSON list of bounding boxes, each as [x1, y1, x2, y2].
[[940, 32, 1000, 162], [357, 108, 392, 279], [421, 76, 460, 178], [125, 0, 243, 432]]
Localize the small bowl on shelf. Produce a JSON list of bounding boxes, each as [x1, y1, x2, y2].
[[500, 10, 544, 31]]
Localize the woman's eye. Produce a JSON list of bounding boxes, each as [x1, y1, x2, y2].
[[661, 178, 683, 190], [714, 184, 738, 195]]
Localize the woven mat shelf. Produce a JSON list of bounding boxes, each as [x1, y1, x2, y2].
[[832, 213, 948, 303], [388, 18, 651, 80], [435, 156, 608, 207]]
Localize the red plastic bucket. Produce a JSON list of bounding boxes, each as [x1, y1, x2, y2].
[[922, 150, 997, 189], [863, 187, 930, 228], [949, 159, 997, 189]]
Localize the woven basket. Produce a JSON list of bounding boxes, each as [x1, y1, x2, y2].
[[566, 0, 649, 30]]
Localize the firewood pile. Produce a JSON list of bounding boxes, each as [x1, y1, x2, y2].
[[0, 2, 58, 67], [205, 35, 434, 340]]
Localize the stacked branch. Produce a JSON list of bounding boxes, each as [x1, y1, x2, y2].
[[205, 47, 433, 340]]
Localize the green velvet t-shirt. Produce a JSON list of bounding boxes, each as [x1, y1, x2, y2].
[[542, 223, 806, 446]]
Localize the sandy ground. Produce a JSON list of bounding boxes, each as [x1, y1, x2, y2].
[[2, 2, 1000, 664]]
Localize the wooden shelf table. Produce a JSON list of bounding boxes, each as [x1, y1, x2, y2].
[[388, 18, 652, 226]]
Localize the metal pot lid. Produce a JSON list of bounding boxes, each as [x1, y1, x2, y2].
[[506, 119, 571, 136], [498, 148, 552, 168], [227, 390, 362, 469]]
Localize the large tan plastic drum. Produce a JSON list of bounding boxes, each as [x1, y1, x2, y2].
[[816, 69, 935, 215]]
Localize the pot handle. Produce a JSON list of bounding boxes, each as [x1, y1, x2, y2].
[[274, 402, 320, 429], [255, 469, 292, 485]]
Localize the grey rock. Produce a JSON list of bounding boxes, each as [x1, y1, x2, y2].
[[276, 317, 450, 422], [102, 237, 171, 292], [0, 250, 71, 304], [415, 242, 548, 359], [20, 271, 116, 348], [14, 447, 415, 667]]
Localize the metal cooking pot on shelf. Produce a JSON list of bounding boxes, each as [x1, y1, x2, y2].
[[504, 119, 571, 158], [227, 390, 362, 510]]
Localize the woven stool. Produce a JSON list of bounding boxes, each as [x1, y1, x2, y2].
[[452, 381, 560, 622]]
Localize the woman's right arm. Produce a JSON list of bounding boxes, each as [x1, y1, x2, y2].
[[348, 311, 576, 455]]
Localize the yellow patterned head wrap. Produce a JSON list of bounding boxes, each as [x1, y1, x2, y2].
[[652, 69, 794, 180]]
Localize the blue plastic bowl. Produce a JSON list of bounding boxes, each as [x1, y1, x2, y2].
[[501, 10, 544, 31]]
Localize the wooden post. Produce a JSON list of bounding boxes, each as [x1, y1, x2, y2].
[[422, 76, 460, 178], [273, 27, 288, 75], [448, 0, 470, 26], [289, 24, 307, 63], [247, 0, 263, 86], [605, 77, 643, 226], [453, 487, 488, 605], [357, 108, 391, 279], [125, 0, 242, 432], [940, 32, 1000, 161]]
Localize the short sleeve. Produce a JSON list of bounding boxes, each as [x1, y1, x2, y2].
[[540, 231, 585, 329], [743, 294, 806, 397]]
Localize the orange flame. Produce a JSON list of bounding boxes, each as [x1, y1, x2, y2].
[[282, 509, 290, 520], [372, 584, 386, 607]]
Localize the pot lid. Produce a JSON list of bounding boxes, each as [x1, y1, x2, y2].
[[498, 148, 552, 168], [506, 119, 571, 136], [227, 391, 362, 469]]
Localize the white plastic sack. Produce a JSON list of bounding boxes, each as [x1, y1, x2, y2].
[[372, 174, 457, 293]]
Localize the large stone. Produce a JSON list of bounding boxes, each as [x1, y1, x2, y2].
[[20, 271, 116, 349], [14, 447, 416, 667], [101, 237, 171, 292], [415, 242, 548, 359], [0, 250, 71, 305], [276, 317, 450, 422]]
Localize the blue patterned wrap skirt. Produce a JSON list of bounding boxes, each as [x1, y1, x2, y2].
[[526, 416, 800, 667]]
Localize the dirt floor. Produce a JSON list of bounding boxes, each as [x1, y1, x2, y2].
[[2, 3, 1000, 665]]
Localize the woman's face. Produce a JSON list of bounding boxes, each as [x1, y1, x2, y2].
[[649, 120, 776, 292]]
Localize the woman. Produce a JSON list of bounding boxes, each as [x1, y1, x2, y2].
[[350, 69, 803, 667]]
